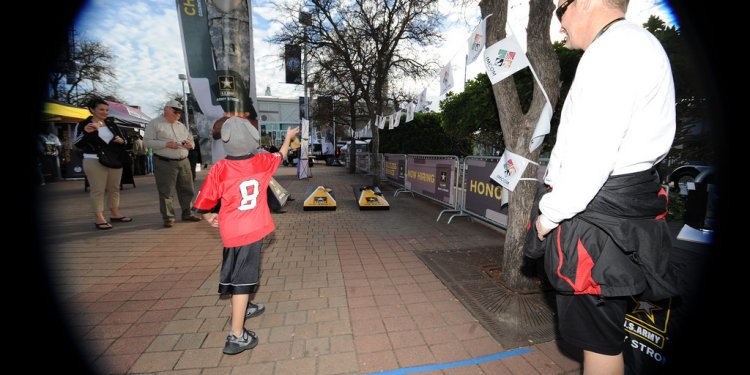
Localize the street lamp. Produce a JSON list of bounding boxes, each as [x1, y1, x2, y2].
[[332, 94, 339, 145], [178, 74, 189, 127]]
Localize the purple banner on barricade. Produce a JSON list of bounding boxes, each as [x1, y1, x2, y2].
[[464, 157, 508, 227], [384, 154, 406, 186], [405, 156, 455, 205]]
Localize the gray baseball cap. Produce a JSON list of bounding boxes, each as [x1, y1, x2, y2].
[[221, 117, 260, 157]]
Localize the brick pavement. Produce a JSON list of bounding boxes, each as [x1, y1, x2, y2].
[[40, 164, 581, 374]]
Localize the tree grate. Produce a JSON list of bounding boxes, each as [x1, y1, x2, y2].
[[417, 247, 558, 348]]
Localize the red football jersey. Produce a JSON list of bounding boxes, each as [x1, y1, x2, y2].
[[194, 153, 282, 247]]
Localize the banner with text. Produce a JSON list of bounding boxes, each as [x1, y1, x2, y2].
[[284, 44, 302, 84], [464, 157, 508, 227], [405, 156, 456, 206], [384, 154, 406, 187], [177, 0, 259, 119]]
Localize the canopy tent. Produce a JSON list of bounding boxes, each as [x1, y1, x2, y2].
[[41, 102, 89, 123], [41, 101, 152, 129], [105, 101, 151, 128]]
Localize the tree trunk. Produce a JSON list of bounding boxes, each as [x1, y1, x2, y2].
[[371, 120, 381, 186], [349, 103, 357, 173], [480, 0, 560, 291]]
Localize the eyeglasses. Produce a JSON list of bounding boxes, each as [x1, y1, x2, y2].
[[556, 0, 575, 22]]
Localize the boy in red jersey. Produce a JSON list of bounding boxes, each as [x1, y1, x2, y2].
[[194, 117, 299, 355]]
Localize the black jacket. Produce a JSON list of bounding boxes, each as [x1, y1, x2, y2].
[[524, 169, 678, 300], [73, 116, 127, 155]]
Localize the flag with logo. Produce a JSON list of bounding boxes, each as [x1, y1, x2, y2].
[[298, 118, 310, 178], [483, 34, 529, 85], [177, 0, 259, 119], [416, 88, 427, 111], [439, 63, 454, 96], [392, 110, 402, 128], [467, 17, 487, 64], [530, 101, 552, 151], [284, 44, 302, 84], [405, 102, 415, 123], [490, 149, 531, 191]]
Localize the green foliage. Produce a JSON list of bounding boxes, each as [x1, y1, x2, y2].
[[642, 16, 714, 165], [379, 112, 471, 156], [439, 73, 502, 151], [667, 192, 686, 222], [643, 16, 696, 100]]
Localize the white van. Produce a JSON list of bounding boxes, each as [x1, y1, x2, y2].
[[339, 140, 370, 164]]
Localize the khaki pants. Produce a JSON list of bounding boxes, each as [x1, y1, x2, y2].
[[83, 158, 122, 213], [153, 157, 195, 221]]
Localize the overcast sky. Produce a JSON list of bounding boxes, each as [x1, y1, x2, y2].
[[75, 0, 676, 118]]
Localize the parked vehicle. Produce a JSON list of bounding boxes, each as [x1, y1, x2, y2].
[[281, 147, 315, 167], [338, 140, 371, 164], [666, 163, 715, 196]]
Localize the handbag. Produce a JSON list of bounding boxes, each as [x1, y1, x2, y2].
[[96, 144, 123, 169]]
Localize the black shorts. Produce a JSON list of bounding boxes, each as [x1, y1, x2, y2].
[[557, 294, 628, 355], [218, 240, 262, 296]]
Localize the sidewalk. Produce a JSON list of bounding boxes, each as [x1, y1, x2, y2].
[[40, 164, 581, 374]]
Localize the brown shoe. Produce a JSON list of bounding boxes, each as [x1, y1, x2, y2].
[[182, 214, 201, 222], [164, 219, 175, 228]]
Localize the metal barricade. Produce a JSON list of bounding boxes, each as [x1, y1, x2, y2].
[[382, 153, 410, 196], [355, 151, 371, 174], [445, 156, 508, 228], [398, 154, 460, 221]]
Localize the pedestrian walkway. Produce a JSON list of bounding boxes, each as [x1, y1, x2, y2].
[[40, 164, 581, 374]]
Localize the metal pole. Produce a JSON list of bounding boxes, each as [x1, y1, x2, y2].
[[464, 54, 467, 88], [302, 28, 308, 173], [183, 82, 189, 127], [178, 74, 189, 126]]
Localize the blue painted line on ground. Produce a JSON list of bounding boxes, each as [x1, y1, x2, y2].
[[364, 347, 534, 375]]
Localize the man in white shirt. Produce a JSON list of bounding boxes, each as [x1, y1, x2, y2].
[[533, 0, 676, 373], [144, 99, 202, 227]]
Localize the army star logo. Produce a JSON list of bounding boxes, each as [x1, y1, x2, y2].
[[631, 300, 663, 324]]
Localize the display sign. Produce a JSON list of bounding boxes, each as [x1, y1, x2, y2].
[[404, 157, 455, 205]]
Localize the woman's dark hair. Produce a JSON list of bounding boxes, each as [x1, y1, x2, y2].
[[87, 98, 108, 111]]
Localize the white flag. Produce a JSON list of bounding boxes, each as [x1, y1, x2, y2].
[[378, 115, 386, 130], [416, 88, 427, 111], [439, 63, 454, 96], [483, 34, 529, 84], [406, 102, 415, 123], [392, 110, 402, 128], [490, 149, 531, 192], [529, 101, 552, 152], [467, 18, 487, 65]]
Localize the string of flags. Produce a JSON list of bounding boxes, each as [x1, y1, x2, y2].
[[385, 12, 550, 152]]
